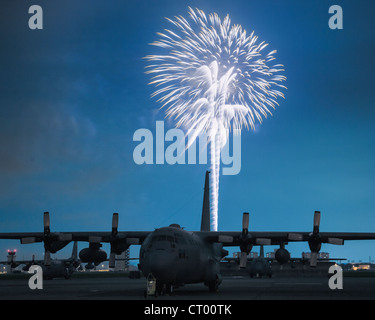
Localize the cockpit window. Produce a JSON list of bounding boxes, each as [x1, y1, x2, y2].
[[174, 233, 187, 244], [151, 234, 175, 242]]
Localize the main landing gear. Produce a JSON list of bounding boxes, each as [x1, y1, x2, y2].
[[206, 275, 221, 292]]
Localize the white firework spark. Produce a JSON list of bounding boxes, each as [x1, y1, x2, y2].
[[145, 7, 286, 231]]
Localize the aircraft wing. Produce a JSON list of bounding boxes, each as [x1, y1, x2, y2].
[[199, 231, 375, 246], [198, 211, 375, 246], [0, 212, 151, 268], [198, 231, 289, 246], [0, 212, 150, 245], [197, 211, 375, 267], [0, 231, 151, 245], [0, 228, 150, 268]]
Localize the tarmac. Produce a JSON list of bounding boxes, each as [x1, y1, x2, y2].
[[1, 272, 375, 300]]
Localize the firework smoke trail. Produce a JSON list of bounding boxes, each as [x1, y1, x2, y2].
[[145, 7, 286, 231]]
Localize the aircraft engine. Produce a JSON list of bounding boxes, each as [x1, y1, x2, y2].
[[275, 248, 290, 265], [239, 212, 253, 268], [288, 211, 343, 267], [79, 243, 107, 265], [48, 240, 71, 253], [19, 212, 73, 266]]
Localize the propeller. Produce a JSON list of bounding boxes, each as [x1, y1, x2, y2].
[[107, 213, 139, 268], [239, 212, 252, 268], [43, 212, 52, 266], [109, 213, 119, 268], [308, 211, 321, 267], [238, 212, 272, 268], [308, 211, 344, 267], [288, 211, 344, 267], [20, 212, 72, 266], [108, 213, 139, 268]]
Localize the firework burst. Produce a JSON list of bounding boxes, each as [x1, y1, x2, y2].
[[145, 7, 286, 231]]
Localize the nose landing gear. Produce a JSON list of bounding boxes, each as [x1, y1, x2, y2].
[[144, 273, 175, 297]]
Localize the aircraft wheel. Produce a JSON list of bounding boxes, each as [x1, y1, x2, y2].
[[208, 279, 219, 292], [166, 284, 174, 295]]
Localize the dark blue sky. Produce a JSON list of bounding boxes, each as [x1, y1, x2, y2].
[[1, 0, 375, 262]]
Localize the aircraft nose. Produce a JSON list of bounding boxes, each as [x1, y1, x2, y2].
[[148, 249, 176, 283]]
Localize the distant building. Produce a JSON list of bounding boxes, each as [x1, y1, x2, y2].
[[232, 250, 332, 261], [266, 250, 276, 259], [6, 250, 16, 274], [232, 251, 258, 259], [346, 263, 375, 271], [302, 252, 330, 259], [115, 249, 130, 271]]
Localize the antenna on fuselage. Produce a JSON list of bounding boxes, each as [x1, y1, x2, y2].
[[200, 171, 211, 232]]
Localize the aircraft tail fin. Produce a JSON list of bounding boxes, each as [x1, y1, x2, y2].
[[260, 245, 264, 258], [200, 171, 210, 232]]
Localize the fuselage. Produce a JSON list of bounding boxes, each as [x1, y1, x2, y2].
[[139, 225, 222, 286], [249, 257, 272, 278], [42, 260, 74, 279]]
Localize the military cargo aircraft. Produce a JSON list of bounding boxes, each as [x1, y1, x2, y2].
[[223, 245, 273, 278], [1, 171, 375, 293], [0, 241, 80, 279], [223, 245, 346, 278], [248, 245, 272, 278]]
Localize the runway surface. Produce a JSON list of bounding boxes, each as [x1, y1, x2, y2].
[[1, 273, 375, 300]]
